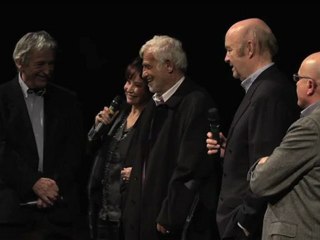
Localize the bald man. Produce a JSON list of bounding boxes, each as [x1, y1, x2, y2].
[[250, 52, 320, 240], [206, 18, 299, 239]]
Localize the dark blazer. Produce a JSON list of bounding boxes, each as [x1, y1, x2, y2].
[[0, 76, 84, 225], [123, 78, 220, 240], [250, 106, 320, 240], [217, 65, 299, 239]]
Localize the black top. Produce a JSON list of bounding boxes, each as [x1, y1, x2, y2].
[[99, 116, 135, 222]]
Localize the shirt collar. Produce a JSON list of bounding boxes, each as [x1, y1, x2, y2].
[[152, 76, 185, 105], [300, 100, 320, 118], [18, 75, 30, 98], [18, 74, 46, 97], [241, 63, 274, 93]]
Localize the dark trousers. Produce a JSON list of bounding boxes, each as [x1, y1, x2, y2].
[[96, 218, 122, 240], [222, 229, 259, 240], [0, 212, 74, 240]]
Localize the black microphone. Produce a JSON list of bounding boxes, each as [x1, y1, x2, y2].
[[208, 107, 220, 143], [88, 95, 122, 141]]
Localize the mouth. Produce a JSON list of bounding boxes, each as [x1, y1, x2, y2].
[[126, 94, 135, 99], [147, 79, 152, 84], [37, 75, 50, 83]]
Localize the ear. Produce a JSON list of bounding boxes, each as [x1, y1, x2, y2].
[[15, 59, 23, 71], [165, 60, 174, 73], [247, 40, 255, 58], [306, 79, 317, 96]]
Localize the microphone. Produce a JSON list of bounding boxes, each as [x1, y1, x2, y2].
[[88, 95, 122, 141], [208, 108, 220, 143]]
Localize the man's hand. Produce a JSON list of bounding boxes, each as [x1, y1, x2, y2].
[[156, 223, 170, 235], [121, 167, 132, 182], [206, 132, 226, 158], [32, 177, 59, 206], [258, 156, 269, 165]]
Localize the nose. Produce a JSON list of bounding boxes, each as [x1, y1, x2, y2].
[[224, 53, 229, 63], [142, 69, 148, 78], [124, 81, 134, 93], [43, 63, 54, 75], [127, 84, 134, 92]]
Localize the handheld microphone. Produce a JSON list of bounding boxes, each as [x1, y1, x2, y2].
[[208, 108, 220, 143], [88, 95, 122, 141]]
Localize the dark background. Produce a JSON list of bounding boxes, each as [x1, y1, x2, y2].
[[1, 4, 319, 238], [2, 4, 319, 133]]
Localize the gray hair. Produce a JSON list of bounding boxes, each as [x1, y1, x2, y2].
[[252, 26, 278, 57], [13, 30, 57, 65], [240, 24, 278, 58], [139, 35, 187, 72]]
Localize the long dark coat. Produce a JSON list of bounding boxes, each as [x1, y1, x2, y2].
[[123, 78, 220, 240]]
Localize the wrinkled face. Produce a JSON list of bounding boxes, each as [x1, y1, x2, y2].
[[16, 49, 55, 89], [142, 50, 169, 95], [224, 30, 248, 81], [124, 70, 150, 106]]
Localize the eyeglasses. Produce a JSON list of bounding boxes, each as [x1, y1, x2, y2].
[[293, 74, 315, 83]]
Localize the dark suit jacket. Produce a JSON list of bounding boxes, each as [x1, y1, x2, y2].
[[217, 65, 299, 239], [0, 76, 84, 224], [123, 78, 220, 240]]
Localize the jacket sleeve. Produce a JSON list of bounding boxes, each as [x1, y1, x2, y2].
[[250, 117, 320, 197]]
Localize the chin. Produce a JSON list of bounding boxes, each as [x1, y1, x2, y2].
[[148, 86, 155, 93], [36, 80, 48, 87]]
